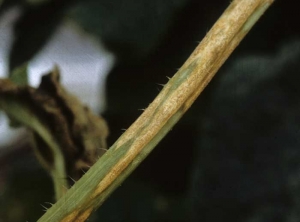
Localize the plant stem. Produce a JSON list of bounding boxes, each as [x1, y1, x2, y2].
[[38, 0, 274, 221], [0, 97, 69, 200]]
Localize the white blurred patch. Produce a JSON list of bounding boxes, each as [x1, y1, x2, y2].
[[0, 6, 27, 149], [0, 7, 115, 149], [0, 6, 21, 77], [28, 21, 115, 113]]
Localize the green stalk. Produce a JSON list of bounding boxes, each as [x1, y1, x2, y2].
[[0, 98, 68, 200], [37, 0, 274, 221]]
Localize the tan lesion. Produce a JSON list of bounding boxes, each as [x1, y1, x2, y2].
[[61, 207, 93, 222]]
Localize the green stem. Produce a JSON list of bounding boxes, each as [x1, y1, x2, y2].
[[35, 0, 274, 221], [0, 98, 68, 200]]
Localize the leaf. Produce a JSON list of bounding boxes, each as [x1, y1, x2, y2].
[[0, 67, 109, 199], [4, 63, 28, 127], [10, 62, 28, 86]]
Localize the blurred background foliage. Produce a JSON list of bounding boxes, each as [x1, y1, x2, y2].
[[1, 0, 300, 221]]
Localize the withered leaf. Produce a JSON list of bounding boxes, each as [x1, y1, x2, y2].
[[6, 62, 29, 128], [0, 67, 108, 193]]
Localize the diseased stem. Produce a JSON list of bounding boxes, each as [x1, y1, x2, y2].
[[38, 0, 274, 221]]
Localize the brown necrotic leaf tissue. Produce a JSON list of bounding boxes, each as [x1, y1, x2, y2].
[[0, 67, 108, 190]]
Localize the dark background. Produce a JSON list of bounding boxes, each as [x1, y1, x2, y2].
[[1, 0, 300, 221]]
